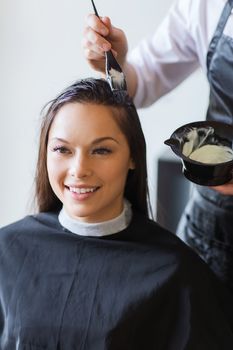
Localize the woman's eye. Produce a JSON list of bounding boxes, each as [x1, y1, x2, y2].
[[92, 147, 112, 155], [53, 146, 70, 154]]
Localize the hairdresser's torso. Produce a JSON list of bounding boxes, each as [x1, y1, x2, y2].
[[129, 0, 232, 107]]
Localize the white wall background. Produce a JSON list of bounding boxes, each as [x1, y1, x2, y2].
[[0, 0, 209, 227]]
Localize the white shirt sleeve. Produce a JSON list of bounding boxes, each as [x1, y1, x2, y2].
[[128, 0, 200, 108]]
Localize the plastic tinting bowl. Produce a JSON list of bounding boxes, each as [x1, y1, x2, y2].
[[164, 121, 233, 186]]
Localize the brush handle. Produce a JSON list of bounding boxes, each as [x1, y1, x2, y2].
[[91, 0, 100, 18], [90, 0, 127, 91]]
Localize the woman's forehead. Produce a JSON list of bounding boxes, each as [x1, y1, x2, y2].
[[48, 102, 128, 145]]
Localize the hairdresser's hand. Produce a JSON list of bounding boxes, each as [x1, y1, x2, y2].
[[210, 177, 233, 195], [83, 14, 128, 73]]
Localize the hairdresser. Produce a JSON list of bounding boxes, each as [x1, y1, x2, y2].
[[83, 0, 233, 293]]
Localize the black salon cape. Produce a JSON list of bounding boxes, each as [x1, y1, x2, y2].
[[0, 211, 233, 350]]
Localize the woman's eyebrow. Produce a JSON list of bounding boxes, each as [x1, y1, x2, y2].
[[92, 137, 119, 145], [49, 136, 119, 144], [49, 137, 69, 143]]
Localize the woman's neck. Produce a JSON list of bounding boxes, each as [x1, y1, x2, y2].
[[58, 199, 132, 237]]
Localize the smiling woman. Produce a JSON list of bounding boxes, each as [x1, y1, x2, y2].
[[36, 78, 148, 218], [1, 78, 233, 349], [46, 102, 135, 223]]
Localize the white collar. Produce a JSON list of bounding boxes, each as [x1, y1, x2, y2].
[[58, 199, 132, 237]]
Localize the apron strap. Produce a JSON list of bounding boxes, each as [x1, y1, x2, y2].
[[207, 0, 233, 70]]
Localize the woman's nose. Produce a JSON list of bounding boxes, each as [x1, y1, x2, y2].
[[69, 154, 92, 179]]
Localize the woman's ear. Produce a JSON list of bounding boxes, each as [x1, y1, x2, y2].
[[129, 158, 135, 170]]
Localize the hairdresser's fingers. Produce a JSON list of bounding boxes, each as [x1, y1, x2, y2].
[[82, 27, 109, 73], [83, 36, 117, 57], [83, 46, 118, 73], [102, 18, 128, 66], [83, 45, 105, 71], [109, 29, 128, 66], [210, 181, 233, 195], [86, 14, 110, 36], [83, 26, 111, 53], [83, 15, 122, 73], [85, 14, 128, 58]]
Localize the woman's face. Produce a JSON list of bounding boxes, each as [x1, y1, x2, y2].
[[47, 102, 134, 222]]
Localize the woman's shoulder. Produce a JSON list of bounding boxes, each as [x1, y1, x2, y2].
[[0, 215, 33, 237], [131, 211, 184, 245], [0, 212, 60, 243], [131, 212, 229, 292], [130, 211, 207, 268]]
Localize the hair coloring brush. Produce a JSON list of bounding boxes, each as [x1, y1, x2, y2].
[[90, 0, 127, 91]]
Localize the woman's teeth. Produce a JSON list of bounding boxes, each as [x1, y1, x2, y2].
[[69, 187, 98, 194]]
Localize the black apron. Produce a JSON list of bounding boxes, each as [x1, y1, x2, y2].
[[178, 0, 233, 293]]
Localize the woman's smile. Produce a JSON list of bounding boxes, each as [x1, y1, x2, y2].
[[65, 184, 101, 201]]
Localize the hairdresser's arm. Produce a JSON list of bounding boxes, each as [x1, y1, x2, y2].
[[83, 14, 138, 98]]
